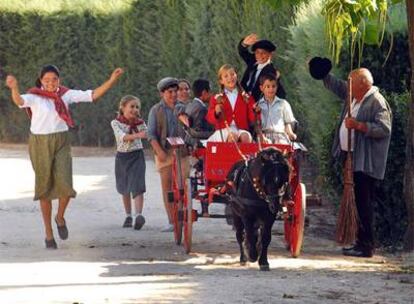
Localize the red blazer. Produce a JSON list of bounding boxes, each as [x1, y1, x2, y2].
[[206, 91, 256, 130]]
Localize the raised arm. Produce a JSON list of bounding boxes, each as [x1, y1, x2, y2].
[[308, 56, 347, 101], [323, 74, 348, 101], [5, 75, 24, 106], [92, 68, 124, 102], [238, 33, 258, 66]]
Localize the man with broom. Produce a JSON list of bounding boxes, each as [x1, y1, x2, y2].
[[309, 57, 392, 258]]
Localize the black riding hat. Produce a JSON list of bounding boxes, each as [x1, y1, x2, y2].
[[308, 57, 332, 80], [251, 40, 276, 52]]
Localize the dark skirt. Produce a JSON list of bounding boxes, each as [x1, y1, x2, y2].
[[115, 149, 146, 198]]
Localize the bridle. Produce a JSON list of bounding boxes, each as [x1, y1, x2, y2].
[[244, 156, 289, 214]]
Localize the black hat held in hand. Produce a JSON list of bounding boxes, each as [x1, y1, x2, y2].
[[308, 57, 332, 80], [251, 40, 276, 52]]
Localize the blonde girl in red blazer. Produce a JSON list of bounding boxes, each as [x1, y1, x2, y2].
[[206, 64, 256, 142]]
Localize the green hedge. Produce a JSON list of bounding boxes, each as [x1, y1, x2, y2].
[[0, 0, 294, 146], [376, 92, 408, 249]]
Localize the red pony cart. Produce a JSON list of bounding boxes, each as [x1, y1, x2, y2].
[[166, 137, 307, 258]]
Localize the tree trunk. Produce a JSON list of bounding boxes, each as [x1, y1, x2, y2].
[[403, 0, 414, 251]]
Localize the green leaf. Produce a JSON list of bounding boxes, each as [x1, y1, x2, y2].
[[364, 19, 380, 45]]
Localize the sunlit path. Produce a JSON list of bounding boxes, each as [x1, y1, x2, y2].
[[0, 148, 412, 304]]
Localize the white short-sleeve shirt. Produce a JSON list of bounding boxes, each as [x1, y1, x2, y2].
[[258, 96, 296, 133], [19, 89, 93, 134]]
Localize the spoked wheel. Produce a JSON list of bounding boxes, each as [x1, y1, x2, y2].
[[171, 152, 183, 245], [171, 198, 183, 245], [283, 183, 306, 258], [183, 178, 193, 254]]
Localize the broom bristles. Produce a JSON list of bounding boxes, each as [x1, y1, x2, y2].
[[336, 185, 358, 244], [336, 156, 359, 244]]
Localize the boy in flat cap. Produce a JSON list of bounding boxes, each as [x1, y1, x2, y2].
[[238, 33, 286, 102], [147, 77, 190, 232]]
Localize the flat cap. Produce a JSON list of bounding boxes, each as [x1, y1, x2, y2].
[[308, 57, 332, 80], [251, 40, 276, 52], [157, 77, 179, 92]]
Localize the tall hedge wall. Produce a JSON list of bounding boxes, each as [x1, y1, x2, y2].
[[0, 0, 293, 146]]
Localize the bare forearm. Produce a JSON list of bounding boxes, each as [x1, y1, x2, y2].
[[11, 87, 24, 106], [123, 131, 146, 142], [92, 68, 123, 102], [150, 139, 165, 156], [92, 78, 117, 102], [285, 124, 297, 140]]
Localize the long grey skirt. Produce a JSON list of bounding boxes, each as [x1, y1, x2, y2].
[[115, 149, 146, 198]]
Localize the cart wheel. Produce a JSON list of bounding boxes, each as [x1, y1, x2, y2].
[[284, 207, 292, 251], [288, 183, 306, 257], [171, 154, 183, 245], [183, 178, 193, 254], [171, 199, 183, 245]]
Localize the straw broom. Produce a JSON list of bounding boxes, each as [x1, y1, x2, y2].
[[335, 76, 359, 245]]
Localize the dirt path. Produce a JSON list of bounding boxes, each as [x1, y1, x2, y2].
[[0, 144, 412, 304]]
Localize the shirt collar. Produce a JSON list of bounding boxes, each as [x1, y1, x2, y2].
[[259, 95, 280, 106], [354, 86, 378, 103], [194, 97, 204, 105], [362, 86, 378, 101], [224, 88, 238, 95], [160, 99, 175, 109], [257, 59, 271, 71]]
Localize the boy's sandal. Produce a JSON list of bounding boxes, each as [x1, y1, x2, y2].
[[55, 216, 69, 240]]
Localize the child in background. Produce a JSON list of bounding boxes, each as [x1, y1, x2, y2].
[[257, 73, 297, 144], [206, 64, 256, 143], [175, 79, 192, 117], [111, 95, 147, 230]]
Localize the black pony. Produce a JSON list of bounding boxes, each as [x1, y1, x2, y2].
[[224, 147, 290, 271]]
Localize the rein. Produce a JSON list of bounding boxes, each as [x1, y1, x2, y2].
[[233, 157, 288, 214], [224, 120, 248, 162], [253, 106, 263, 152]]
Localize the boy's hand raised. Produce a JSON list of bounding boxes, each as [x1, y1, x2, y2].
[[242, 33, 258, 46]]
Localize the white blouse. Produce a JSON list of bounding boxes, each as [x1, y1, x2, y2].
[[111, 119, 147, 152], [19, 89, 93, 135]]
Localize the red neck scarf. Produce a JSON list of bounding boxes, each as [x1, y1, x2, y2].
[[27, 86, 73, 127], [116, 114, 144, 134]]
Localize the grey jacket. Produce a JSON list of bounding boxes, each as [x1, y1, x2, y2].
[[323, 74, 392, 180], [185, 98, 213, 132]]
